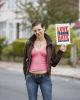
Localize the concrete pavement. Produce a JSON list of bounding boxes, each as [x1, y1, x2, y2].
[[0, 61, 80, 80], [51, 66, 80, 80]]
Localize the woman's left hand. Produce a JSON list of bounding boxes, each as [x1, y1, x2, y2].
[[60, 45, 67, 52]]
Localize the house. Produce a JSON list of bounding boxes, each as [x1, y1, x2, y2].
[[0, 0, 32, 44], [72, 21, 80, 37]]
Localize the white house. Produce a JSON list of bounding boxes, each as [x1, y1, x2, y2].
[[0, 0, 31, 44]]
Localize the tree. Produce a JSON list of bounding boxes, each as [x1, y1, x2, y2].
[[16, 0, 41, 22], [44, 0, 78, 24], [17, 0, 49, 28], [17, 0, 78, 28]]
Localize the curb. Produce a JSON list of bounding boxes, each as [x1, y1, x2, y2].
[[51, 73, 80, 80], [0, 66, 80, 80], [0, 61, 80, 80]]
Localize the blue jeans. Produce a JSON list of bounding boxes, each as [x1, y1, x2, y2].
[[26, 74, 52, 100]]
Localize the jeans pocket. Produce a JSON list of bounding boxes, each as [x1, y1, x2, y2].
[[44, 76, 52, 85], [26, 74, 31, 80]]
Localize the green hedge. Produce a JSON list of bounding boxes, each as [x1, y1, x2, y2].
[[1, 45, 14, 61], [12, 38, 28, 57], [2, 45, 13, 56], [0, 37, 6, 58], [73, 38, 80, 58], [0, 37, 5, 44]]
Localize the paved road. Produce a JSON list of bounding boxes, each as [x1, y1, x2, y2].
[[0, 68, 80, 100]]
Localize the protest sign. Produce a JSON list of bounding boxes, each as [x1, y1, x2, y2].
[[55, 23, 71, 45]]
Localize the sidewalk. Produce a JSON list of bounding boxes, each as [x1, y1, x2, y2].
[[0, 61, 80, 80], [51, 66, 80, 80]]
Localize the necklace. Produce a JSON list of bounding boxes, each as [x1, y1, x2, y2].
[[34, 38, 46, 48]]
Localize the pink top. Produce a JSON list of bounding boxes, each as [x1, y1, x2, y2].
[[29, 47, 48, 73]]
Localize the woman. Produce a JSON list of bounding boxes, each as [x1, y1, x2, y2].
[[23, 20, 67, 100]]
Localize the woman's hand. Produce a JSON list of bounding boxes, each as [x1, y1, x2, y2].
[[60, 45, 67, 52]]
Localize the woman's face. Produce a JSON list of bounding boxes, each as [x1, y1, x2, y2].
[[32, 24, 45, 39]]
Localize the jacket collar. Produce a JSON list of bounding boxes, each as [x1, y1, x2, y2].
[[29, 33, 53, 46]]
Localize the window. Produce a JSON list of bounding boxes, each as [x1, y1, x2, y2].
[[0, 22, 6, 37], [7, 0, 17, 11]]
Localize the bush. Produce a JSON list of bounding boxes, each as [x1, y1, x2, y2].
[[1, 45, 14, 61], [12, 38, 28, 57], [47, 24, 56, 44], [73, 37, 80, 58], [0, 37, 5, 44], [0, 37, 6, 59], [2, 45, 13, 56]]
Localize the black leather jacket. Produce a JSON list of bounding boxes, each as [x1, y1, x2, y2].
[[23, 33, 63, 78]]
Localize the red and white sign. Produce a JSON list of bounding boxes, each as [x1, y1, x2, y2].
[[55, 23, 71, 45]]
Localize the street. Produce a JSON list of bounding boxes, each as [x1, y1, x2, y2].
[[0, 68, 80, 100]]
